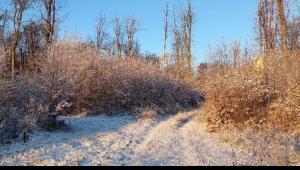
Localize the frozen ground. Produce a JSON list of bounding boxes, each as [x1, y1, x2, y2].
[[0, 111, 298, 166]]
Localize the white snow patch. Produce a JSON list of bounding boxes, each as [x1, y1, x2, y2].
[[0, 112, 284, 166]]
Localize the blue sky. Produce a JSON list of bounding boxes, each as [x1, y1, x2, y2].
[[59, 0, 258, 64]]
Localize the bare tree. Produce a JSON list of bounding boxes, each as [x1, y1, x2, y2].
[[276, 0, 288, 52], [160, 2, 172, 69], [0, 42, 8, 77], [125, 16, 139, 60], [257, 0, 277, 53], [287, 16, 300, 50], [172, 7, 184, 78], [0, 10, 9, 75], [163, 2, 169, 56], [232, 41, 241, 67], [215, 40, 230, 65], [132, 40, 140, 58], [10, 0, 33, 79], [41, 0, 56, 45], [276, 0, 293, 72], [180, 0, 194, 75], [173, 29, 184, 78], [23, 21, 42, 56], [113, 17, 123, 61], [0, 10, 9, 47], [95, 13, 107, 51]]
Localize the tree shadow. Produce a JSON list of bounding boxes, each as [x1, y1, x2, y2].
[[0, 114, 139, 159], [0, 81, 205, 161]]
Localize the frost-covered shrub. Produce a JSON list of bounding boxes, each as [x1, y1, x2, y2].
[[0, 38, 204, 142], [0, 78, 49, 143], [39, 39, 203, 115]]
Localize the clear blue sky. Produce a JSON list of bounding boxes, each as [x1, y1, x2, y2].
[[60, 0, 259, 64]]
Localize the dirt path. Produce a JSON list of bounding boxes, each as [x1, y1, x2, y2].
[[0, 111, 258, 166]]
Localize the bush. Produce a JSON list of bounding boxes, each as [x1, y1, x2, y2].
[[197, 49, 300, 132], [196, 48, 300, 165], [0, 38, 203, 142], [38, 39, 203, 115], [0, 78, 49, 143]]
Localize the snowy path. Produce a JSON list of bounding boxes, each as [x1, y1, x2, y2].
[[0, 111, 257, 166]]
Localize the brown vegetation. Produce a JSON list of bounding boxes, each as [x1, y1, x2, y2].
[[195, 0, 299, 165], [0, 0, 299, 165], [0, 38, 202, 143]]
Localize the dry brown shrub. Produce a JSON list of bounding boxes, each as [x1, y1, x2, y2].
[[36, 39, 202, 115], [0, 78, 48, 143], [215, 124, 300, 166], [196, 45, 300, 165], [197, 49, 299, 132], [0, 38, 202, 142]]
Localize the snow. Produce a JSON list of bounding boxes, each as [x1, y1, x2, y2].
[[0, 111, 297, 166]]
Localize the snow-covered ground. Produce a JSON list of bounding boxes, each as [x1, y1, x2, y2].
[[0, 111, 297, 166]]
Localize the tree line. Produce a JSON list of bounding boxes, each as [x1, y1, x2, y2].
[[0, 0, 196, 80], [6, 0, 299, 82], [256, 0, 300, 84], [0, 0, 57, 79]]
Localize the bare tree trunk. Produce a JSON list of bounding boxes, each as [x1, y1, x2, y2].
[[52, 0, 55, 42], [0, 11, 9, 47], [95, 13, 106, 51], [125, 16, 138, 60], [113, 17, 123, 62], [181, 0, 194, 77], [257, 0, 278, 85], [172, 8, 183, 79], [163, 3, 169, 59], [257, 0, 277, 54], [232, 41, 241, 68], [9, 0, 34, 79], [276, 0, 290, 72], [187, 0, 193, 76], [42, 0, 56, 45], [277, 0, 288, 51], [11, 1, 24, 79]]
